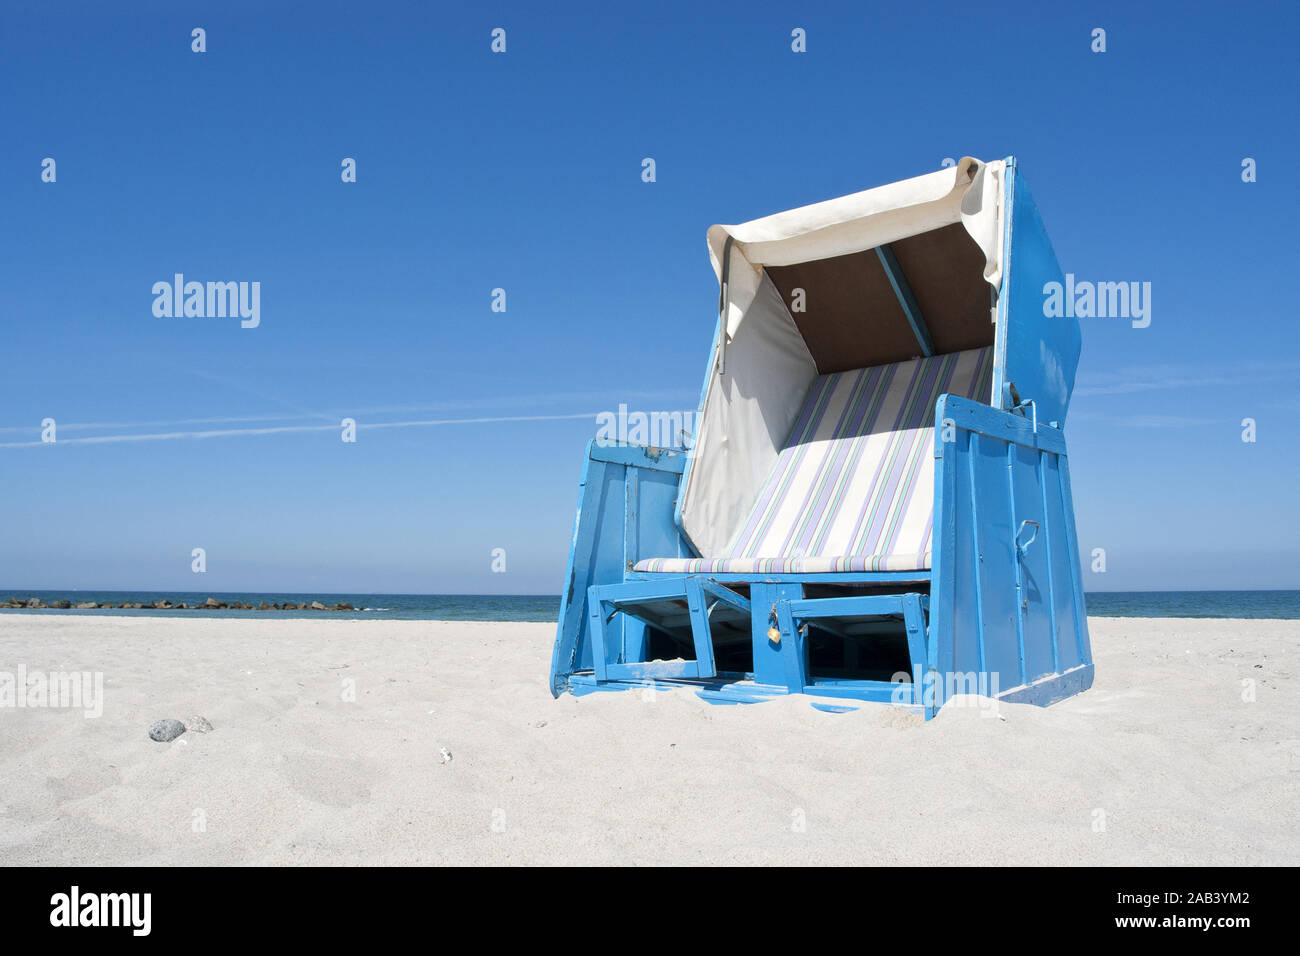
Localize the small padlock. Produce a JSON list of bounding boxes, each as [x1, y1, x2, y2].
[[766, 625, 781, 644]]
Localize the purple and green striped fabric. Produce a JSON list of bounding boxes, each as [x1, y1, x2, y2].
[[635, 347, 993, 575]]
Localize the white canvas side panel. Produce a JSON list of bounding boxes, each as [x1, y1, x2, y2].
[[679, 270, 816, 558]]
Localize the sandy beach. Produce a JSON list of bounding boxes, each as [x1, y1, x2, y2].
[[1, 614, 1295, 866]]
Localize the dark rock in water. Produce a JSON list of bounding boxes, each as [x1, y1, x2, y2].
[[309, 601, 327, 610], [284, 603, 301, 610], [118, 602, 131, 609], [204, 597, 221, 608], [55, 600, 71, 609], [178, 603, 190, 609], [148, 719, 186, 743], [258, 601, 271, 610], [130, 602, 144, 609], [334, 602, 355, 611], [152, 600, 172, 609], [184, 715, 214, 733], [75, 601, 97, 609]]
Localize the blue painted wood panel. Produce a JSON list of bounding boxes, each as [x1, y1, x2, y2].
[[1010, 442, 1056, 683], [932, 395, 1094, 705], [550, 443, 688, 696], [994, 160, 1082, 429]]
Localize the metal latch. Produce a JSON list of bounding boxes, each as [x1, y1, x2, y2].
[[1015, 519, 1040, 557]]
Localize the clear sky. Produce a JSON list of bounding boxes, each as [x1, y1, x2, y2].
[[3, 1, 1296, 594]]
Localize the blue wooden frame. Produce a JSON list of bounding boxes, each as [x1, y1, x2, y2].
[[550, 159, 1094, 718], [586, 577, 752, 681]]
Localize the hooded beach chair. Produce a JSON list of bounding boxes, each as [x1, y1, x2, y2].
[[550, 157, 1094, 718]]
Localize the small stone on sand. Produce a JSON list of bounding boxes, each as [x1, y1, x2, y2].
[[148, 719, 186, 743]]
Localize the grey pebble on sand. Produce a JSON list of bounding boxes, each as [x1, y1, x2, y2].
[[147, 719, 187, 742]]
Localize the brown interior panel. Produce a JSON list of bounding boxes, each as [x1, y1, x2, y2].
[[765, 250, 919, 373], [888, 222, 995, 354], [763, 222, 995, 374]]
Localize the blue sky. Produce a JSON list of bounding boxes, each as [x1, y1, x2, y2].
[[2, 0, 1296, 594]]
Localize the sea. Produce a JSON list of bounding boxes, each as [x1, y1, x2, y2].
[[1, 590, 1298, 621]]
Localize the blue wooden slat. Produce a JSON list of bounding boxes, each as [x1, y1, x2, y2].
[[1012, 443, 1055, 684], [786, 594, 908, 618], [876, 243, 935, 357], [929, 396, 959, 712], [750, 581, 801, 686], [684, 577, 718, 679], [1006, 442, 1029, 688], [970, 429, 1021, 693], [626, 570, 931, 584], [550, 452, 609, 695], [605, 661, 706, 680], [589, 443, 686, 472], [1036, 451, 1062, 676], [901, 592, 929, 692], [623, 465, 639, 573], [587, 587, 611, 681], [774, 600, 808, 693], [966, 430, 988, 675], [939, 394, 1067, 455], [698, 578, 751, 614]]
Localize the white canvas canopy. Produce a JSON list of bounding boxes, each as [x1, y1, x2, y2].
[[679, 157, 1008, 559]]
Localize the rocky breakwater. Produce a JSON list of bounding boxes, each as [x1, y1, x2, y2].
[[1, 596, 361, 611]]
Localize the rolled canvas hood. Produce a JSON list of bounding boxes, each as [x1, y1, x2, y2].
[[707, 157, 1006, 342]]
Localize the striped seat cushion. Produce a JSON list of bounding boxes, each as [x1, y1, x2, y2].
[[635, 347, 993, 575]]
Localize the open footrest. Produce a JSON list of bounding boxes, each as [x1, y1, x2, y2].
[[777, 591, 931, 709], [587, 578, 752, 680]]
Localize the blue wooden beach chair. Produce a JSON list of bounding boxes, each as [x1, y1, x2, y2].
[[550, 157, 1093, 718]]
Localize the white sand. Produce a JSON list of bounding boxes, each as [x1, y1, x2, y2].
[[0, 614, 1295, 865]]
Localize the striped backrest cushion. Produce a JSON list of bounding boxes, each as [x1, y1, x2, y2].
[[722, 347, 993, 563]]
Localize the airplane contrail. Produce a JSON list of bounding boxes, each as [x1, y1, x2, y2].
[[0, 412, 602, 448]]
